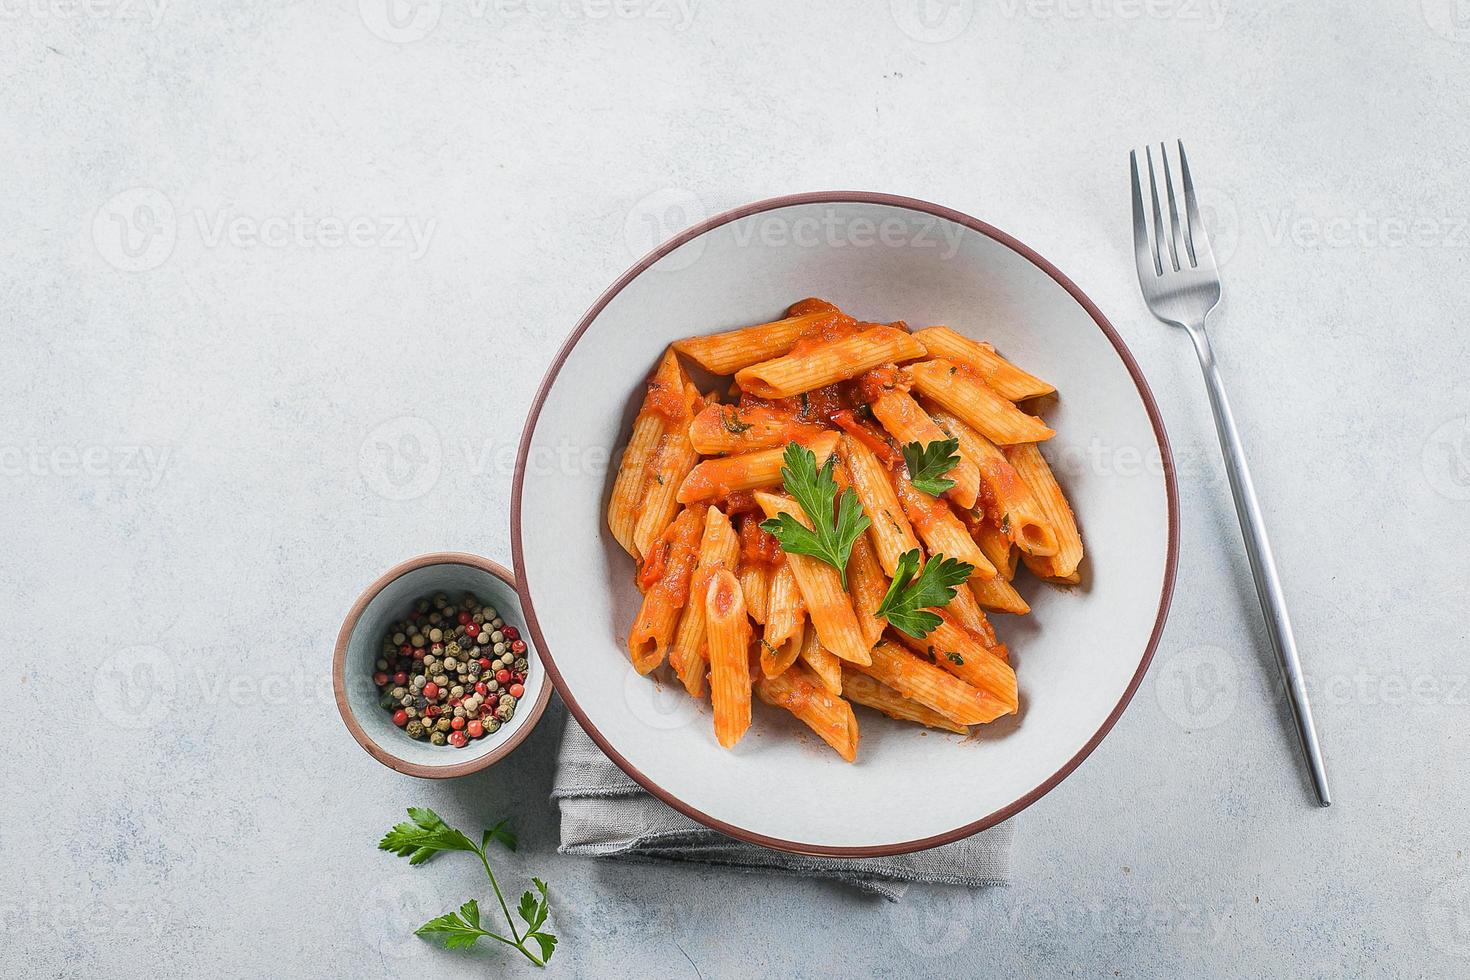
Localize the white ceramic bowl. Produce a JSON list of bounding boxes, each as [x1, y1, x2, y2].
[[513, 193, 1177, 854], [334, 553, 552, 778]]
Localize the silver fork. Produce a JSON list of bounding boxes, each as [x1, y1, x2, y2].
[[1130, 141, 1331, 807]]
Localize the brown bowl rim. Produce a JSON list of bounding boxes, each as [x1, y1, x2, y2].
[[333, 551, 554, 779], [511, 190, 1180, 855]]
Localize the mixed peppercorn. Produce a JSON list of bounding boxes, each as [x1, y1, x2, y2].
[[374, 592, 530, 748]]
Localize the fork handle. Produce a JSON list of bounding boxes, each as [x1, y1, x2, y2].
[[1187, 324, 1331, 806]]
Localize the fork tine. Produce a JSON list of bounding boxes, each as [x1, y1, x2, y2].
[[1177, 140, 1215, 271], [1144, 145, 1171, 272], [1159, 142, 1186, 270], [1129, 150, 1158, 278]]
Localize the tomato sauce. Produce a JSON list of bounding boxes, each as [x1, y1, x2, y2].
[[854, 364, 909, 404], [787, 297, 839, 317], [642, 377, 686, 422], [636, 509, 703, 597], [739, 513, 781, 565], [894, 474, 948, 535], [830, 409, 902, 467]]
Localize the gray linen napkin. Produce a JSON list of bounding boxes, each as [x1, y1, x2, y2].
[[552, 717, 1013, 901]]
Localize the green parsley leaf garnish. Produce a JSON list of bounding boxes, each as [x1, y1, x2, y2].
[[944, 651, 965, 665], [874, 548, 974, 639], [759, 442, 871, 589], [379, 807, 479, 864], [381, 808, 558, 968], [902, 437, 961, 497]]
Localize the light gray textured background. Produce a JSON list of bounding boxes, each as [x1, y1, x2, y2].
[[4, 2, 1468, 977]]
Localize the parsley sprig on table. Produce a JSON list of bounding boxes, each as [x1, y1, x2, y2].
[[379, 808, 558, 968], [875, 548, 974, 639], [760, 442, 871, 588], [902, 437, 961, 497]]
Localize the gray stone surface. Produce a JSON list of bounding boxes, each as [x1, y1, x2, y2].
[[4, 2, 1468, 976]]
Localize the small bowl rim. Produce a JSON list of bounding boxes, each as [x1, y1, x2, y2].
[[333, 551, 553, 779]]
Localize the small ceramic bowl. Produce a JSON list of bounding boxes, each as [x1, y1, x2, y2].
[[334, 552, 552, 778]]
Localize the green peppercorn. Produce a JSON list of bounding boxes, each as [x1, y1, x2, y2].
[[430, 731, 447, 746], [484, 718, 501, 735], [435, 718, 451, 733], [406, 720, 425, 739], [496, 701, 515, 722]]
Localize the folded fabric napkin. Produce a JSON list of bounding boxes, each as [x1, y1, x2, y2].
[[551, 715, 1013, 901]]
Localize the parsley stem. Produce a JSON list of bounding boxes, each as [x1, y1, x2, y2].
[[476, 845, 545, 968]]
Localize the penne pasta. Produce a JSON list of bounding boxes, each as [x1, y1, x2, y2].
[[688, 402, 829, 455], [761, 559, 807, 678], [608, 350, 687, 557], [911, 326, 1055, 401], [627, 505, 707, 674], [895, 615, 1017, 710], [839, 433, 921, 576], [737, 558, 771, 624], [845, 532, 890, 649], [676, 432, 839, 504], [908, 359, 1055, 445], [753, 491, 873, 666], [941, 579, 989, 638], [1005, 441, 1083, 581], [631, 380, 705, 557], [930, 407, 1059, 557], [970, 574, 1030, 615], [973, 518, 1014, 576], [704, 569, 753, 748], [869, 388, 981, 510], [798, 627, 843, 695], [762, 627, 804, 681], [669, 506, 741, 697], [735, 326, 927, 399], [856, 640, 1013, 725], [841, 669, 968, 734], [754, 660, 860, 762], [673, 307, 852, 375], [892, 470, 997, 580], [613, 298, 1085, 758]]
